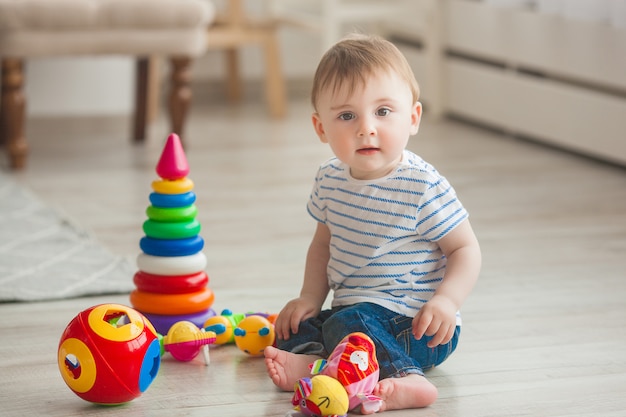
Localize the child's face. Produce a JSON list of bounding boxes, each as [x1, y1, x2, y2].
[[312, 69, 421, 180]]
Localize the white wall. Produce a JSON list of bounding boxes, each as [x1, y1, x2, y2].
[[26, 57, 135, 117]]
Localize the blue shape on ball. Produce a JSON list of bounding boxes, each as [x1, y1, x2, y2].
[[138, 338, 161, 392]]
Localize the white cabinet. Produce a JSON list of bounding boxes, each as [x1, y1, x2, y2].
[[441, 0, 626, 165]]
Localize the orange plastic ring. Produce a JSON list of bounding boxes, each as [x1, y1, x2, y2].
[[130, 287, 215, 315]]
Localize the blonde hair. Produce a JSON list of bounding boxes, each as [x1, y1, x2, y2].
[[311, 34, 420, 110]]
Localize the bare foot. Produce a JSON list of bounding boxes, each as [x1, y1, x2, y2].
[[263, 346, 321, 391], [367, 374, 438, 413]]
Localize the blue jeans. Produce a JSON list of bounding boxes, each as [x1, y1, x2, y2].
[[276, 302, 460, 379]]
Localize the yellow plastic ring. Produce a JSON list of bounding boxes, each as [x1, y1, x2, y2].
[[151, 177, 194, 194], [130, 287, 215, 315]]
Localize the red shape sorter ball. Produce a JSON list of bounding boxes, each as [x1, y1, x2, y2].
[[57, 304, 161, 404]]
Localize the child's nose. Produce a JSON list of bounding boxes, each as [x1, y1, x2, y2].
[[357, 117, 376, 137]]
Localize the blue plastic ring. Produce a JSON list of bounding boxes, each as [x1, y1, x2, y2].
[[149, 191, 196, 208], [140, 236, 204, 257]]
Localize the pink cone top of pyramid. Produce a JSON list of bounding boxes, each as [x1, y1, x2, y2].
[[156, 133, 189, 180]]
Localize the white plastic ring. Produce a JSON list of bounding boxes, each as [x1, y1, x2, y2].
[[137, 252, 207, 276]]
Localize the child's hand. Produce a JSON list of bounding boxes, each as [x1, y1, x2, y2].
[[412, 295, 458, 348], [274, 297, 321, 341]]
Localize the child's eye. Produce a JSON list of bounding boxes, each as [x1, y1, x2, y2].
[[376, 108, 391, 116], [338, 112, 355, 121]]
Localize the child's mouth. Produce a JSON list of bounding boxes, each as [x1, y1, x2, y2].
[[357, 147, 380, 155]]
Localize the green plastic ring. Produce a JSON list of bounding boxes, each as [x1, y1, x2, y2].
[[142, 219, 201, 239], [146, 204, 197, 222]]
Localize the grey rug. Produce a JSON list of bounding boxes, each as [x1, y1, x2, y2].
[[0, 172, 134, 302]]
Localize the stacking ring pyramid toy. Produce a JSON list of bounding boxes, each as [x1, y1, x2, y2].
[[130, 133, 215, 334]]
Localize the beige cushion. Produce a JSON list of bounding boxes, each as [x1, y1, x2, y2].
[[0, 0, 214, 56]]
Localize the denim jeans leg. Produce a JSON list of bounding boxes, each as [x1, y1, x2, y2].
[[390, 314, 461, 374], [320, 303, 425, 379], [275, 309, 334, 357], [276, 302, 461, 379]]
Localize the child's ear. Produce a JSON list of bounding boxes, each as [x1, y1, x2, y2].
[[410, 102, 422, 135], [312, 113, 328, 143]]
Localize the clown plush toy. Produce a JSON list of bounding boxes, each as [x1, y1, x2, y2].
[[311, 332, 382, 414]]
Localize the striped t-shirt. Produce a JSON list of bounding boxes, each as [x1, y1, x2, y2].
[[307, 150, 468, 319]]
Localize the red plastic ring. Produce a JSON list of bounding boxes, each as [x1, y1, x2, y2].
[[133, 271, 209, 294]]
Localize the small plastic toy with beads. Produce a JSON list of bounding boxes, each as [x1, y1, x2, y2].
[[162, 320, 216, 364]]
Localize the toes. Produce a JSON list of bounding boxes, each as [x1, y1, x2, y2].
[[264, 345, 279, 360]]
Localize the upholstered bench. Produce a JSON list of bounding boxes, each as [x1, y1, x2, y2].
[[0, 0, 214, 169]]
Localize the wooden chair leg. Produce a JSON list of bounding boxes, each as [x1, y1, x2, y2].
[[146, 56, 161, 123], [225, 48, 242, 103], [168, 56, 192, 146], [133, 57, 150, 142], [1, 58, 28, 170], [0, 69, 3, 148], [262, 30, 287, 118]]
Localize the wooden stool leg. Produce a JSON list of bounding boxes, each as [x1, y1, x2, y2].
[[133, 57, 149, 142], [168, 57, 192, 146], [262, 31, 287, 118], [1, 58, 28, 170]]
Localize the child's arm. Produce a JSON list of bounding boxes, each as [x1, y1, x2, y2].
[[412, 219, 481, 347], [274, 222, 331, 341]]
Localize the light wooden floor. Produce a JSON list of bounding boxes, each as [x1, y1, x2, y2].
[[2, 85, 626, 416]]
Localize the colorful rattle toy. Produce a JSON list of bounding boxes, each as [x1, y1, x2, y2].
[[130, 133, 216, 334], [162, 321, 216, 364], [57, 304, 161, 404], [233, 315, 275, 356]]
